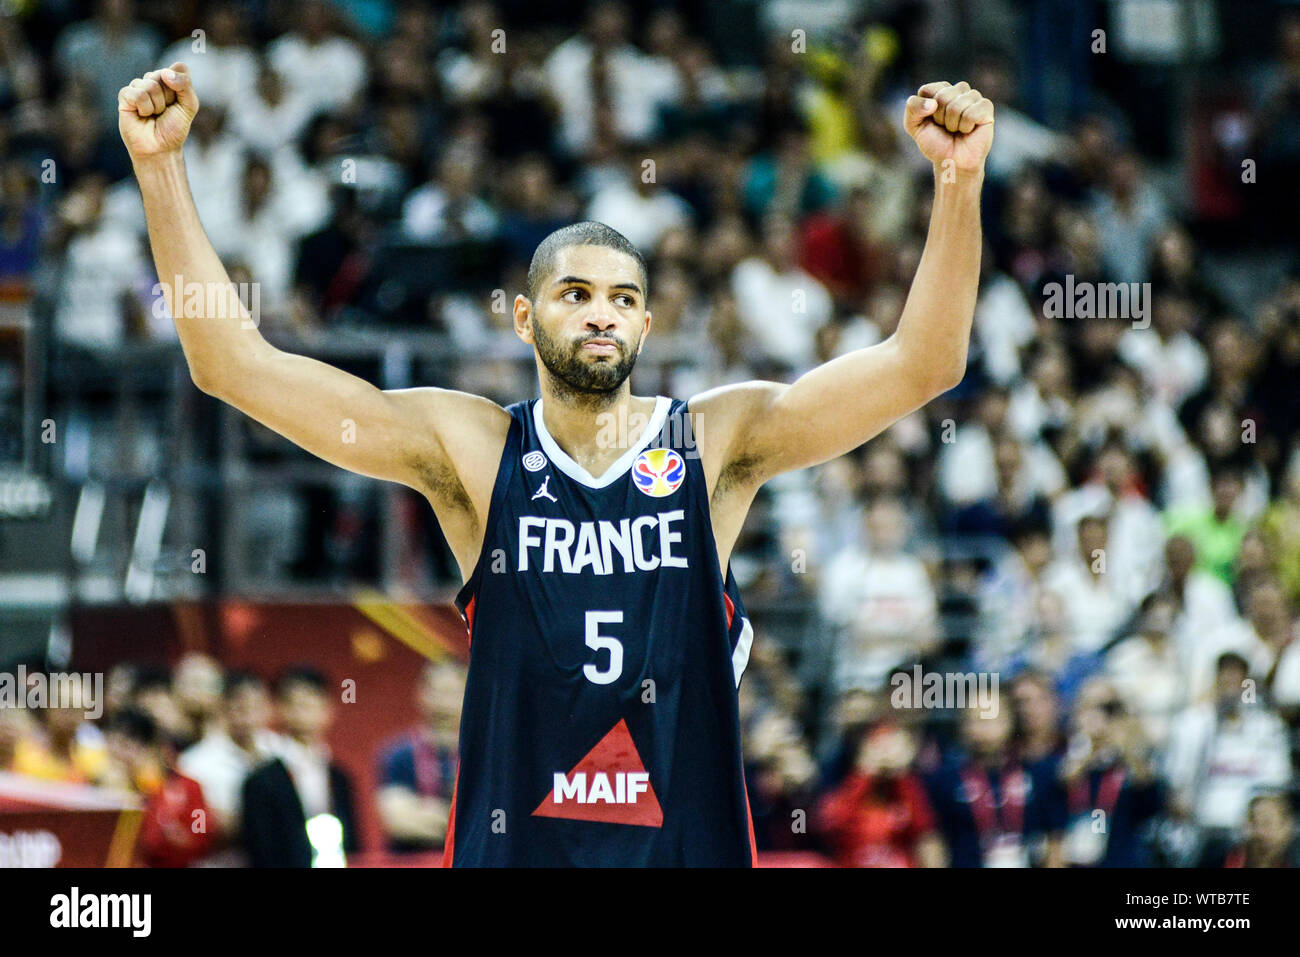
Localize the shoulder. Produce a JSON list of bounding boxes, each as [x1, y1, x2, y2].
[[392, 388, 512, 492], [686, 380, 784, 446], [686, 380, 786, 489]]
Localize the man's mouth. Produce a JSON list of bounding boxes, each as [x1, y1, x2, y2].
[[581, 339, 620, 355]]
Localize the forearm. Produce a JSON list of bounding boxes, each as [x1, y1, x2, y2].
[[378, 788, 450, 841], [892, 165, 984, 391], [133, 151, 271, 390]]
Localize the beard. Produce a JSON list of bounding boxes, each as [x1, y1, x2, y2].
[[533, 321, 638, 399]]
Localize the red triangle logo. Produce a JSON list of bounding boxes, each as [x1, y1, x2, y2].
[[532, 719, 663, 828]]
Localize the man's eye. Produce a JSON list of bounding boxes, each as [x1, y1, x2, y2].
[[563, 289, 586, 302], [615, 296, 633, 307]]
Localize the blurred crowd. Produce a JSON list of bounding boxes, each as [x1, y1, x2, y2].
[[0, 651, 465, 866], [1, 0, 1299, 865]]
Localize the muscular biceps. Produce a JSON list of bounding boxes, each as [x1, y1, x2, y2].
[[198, 344, 510, 563], [121, 66, 511, 579], [691, 336, 951, 491], [698, 165, 982, 491]]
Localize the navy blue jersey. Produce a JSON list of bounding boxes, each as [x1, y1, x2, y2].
[[445, 395, 757, 866]]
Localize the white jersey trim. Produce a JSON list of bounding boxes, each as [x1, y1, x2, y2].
[[732, 615, 754, 687], [532, 395, 672, 489]]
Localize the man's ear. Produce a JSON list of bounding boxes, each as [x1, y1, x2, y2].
[[638, 310, 652, 355], [513, 294, 533, 343]]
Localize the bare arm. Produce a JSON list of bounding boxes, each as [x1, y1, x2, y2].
[[377, 785, 450, 844], [119, 64, 507, 570], [693, 81, 992, 486]]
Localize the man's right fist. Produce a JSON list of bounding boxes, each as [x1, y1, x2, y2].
[[118, 61, 200, 160]]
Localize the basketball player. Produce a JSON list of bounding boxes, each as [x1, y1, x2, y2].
[[118, 62, 993, 866]]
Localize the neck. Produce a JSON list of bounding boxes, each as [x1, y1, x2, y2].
[[540, 378, 654, 465]]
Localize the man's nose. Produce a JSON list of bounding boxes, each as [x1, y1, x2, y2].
[[585, 301, 617, 331]]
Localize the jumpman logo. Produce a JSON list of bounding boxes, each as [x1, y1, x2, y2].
[[531, 475, 558, 503]]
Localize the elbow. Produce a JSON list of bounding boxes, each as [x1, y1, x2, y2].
[[920, 355, 967, 400], [932, 359, 967, 396], [190, 368, 223, 398], [890, 336, 967, 402]]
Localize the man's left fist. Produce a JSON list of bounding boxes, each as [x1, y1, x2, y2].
[[904, 81, 994, 173]]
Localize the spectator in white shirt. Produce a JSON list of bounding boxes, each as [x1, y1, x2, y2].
[[1091, 149, 1170, 285], [1053, 440, 1166, 604], [730, 213, 833, 373], [437, 0, 507, 106], [585, 155, 693, 256], [1164, 652, 1292, 835], [1008, 338, 1076, 443], [1160, 533, 1239, 656], [973, 251, 1037, 387], [53, 0, 161, 131], [637, 8, 695, 115], [1233, 576, 1300, 719], [975, 519, 1057, 670], [1117, 290, 1208, 413], [401, 144, 500, 246], [160, 5, 258, 111], [203, 153, 329, 313], [542, 1, 672, 156], [820, 497, 939, 692], [173, 653, 225, 748], [51, 173, 148, 349], [1106, 591, 1190, 749], [267, 0, 367, 116], [1190, 572, 1294, 712], [182, 103, 248, 247], [937, 387, 1067, 512], [1043, 514, 1135, 653], [230, 59, 317, 156], [178, 672, 285, 841]]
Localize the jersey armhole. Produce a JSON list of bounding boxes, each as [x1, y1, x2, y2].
[[453, 410, 524, 617], [680, 396, 732, 584]]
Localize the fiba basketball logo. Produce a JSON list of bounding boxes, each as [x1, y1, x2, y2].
[[632, 448, 685, 498]]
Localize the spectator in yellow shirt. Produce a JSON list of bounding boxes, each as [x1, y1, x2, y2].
[[12, 703, 109, 785]]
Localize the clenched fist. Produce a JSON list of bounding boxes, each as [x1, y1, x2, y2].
[[904, 81, 994, 172], [118, 61, 200, 161]]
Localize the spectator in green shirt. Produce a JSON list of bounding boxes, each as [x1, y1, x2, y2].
[[1164, 461, 1249, 585]]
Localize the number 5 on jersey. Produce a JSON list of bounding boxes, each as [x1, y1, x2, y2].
[[584, 611, 623, 685]]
